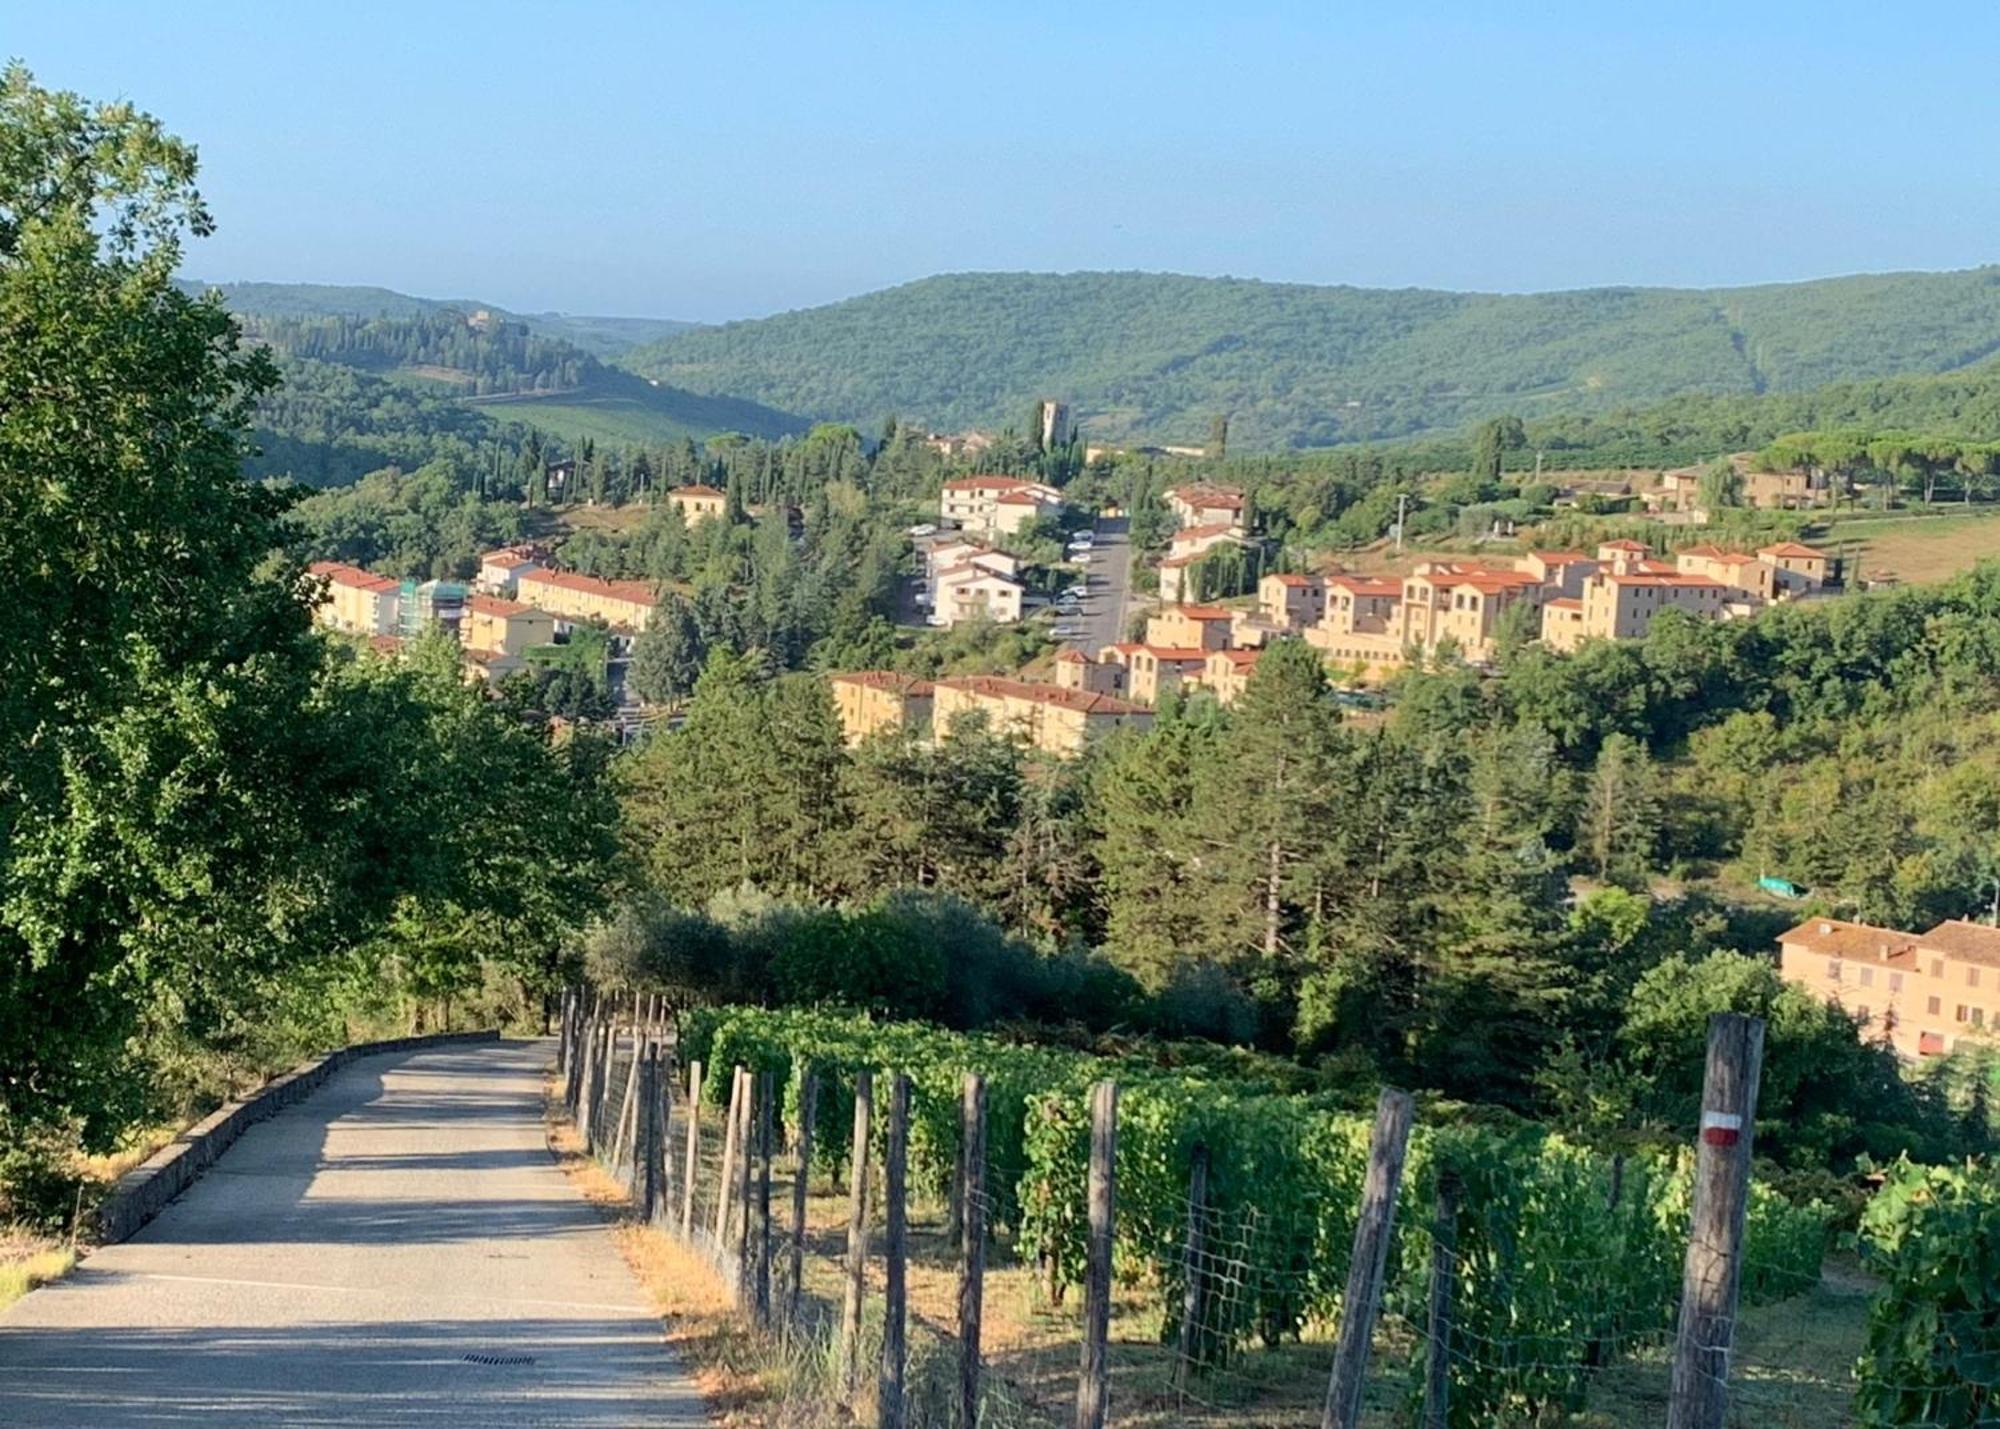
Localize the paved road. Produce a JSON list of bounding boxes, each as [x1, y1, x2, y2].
[[0, 1040, 705, 1427], [1067, 515, 1134, 653]]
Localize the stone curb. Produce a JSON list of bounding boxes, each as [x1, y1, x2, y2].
[[94, 1029, 502, 1245]]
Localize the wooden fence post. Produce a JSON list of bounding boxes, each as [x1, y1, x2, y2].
[[736, 1070, 756, 1309], [612, 1035, 644, 1182], [558, 988, 572, 1074], [653, 1046, 674, 1226], [959, 1073, 988, 1429], [715, 1066, 745, 1249], [753, 1069, 774, 1327], [1172, 1141, 1211, 1398], [880, 1072, 910, 1429], [680, 1058, 703, 1241], [788, 1066, 818, 1328], [590, 1019, 618, 1152], [637, 1043, 661, 1222], [1074, 1079, 1118, 1429], [1321, 1087, 1415, 1429], [1421, 1168, 1461, 1429], [840, 1070, 875, 1402], [1667, 1013, 1766, 1429]]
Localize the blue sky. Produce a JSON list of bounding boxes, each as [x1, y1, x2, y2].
[[14, 2, 2000, 322]]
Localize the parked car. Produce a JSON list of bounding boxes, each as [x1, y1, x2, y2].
[[926, 611, 948, 627], [1052, 624, 1081, 639], [914, 589, 930, 606], [907, 523, 938, 538]]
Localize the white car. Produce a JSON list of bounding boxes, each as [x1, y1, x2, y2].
[[1064, 583, 1088, 598], [926, 611, 948, 627], [913, 589, 930, 607], [1052, 625, 1081, 639], [1069, 531, 1096, 546], [907, 523, 938, 538]]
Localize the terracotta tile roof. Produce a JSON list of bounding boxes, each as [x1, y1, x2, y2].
[[1175, 605, 1235, 621], [1781, 918, 1919, 965], [366, 634, 405, 655], [1157, 552, 1203, 568], [936, 675, 1147, 716], [309, 560, 399, 595], [1140, 645, 1213, 664], [1268, 573, 1320, 587], [942, 475, 1030, 492], [1914, 920, 2000, 967], [1174, 520, 1239, 542], [1105, 642, 1146, 658], [1545, 597, 1583, 612], [1759, 542, 1827, 559], [466, 593, 534, 618], [1603, 571, 1725, 590], [1167, 483, 1246, 510], [672, 483, 726, 499], [995, 490, 1055, 506], [1599, 539, 1651, 552], [935, 562, 1022, 586], [518, 568, 658, 607], [480, 548, 539, 569], [1211, 649, 1261, 669], [1326, 575, 1401, 598], [832, 671, 934, 696], [1055, 649, 1090, 663], [1527, 550, 1591, 563]]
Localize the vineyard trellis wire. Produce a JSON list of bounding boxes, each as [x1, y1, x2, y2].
[[557, 991, 1991, 1427]]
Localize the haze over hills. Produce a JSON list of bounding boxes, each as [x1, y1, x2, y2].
[[179, 279, 700, 357], [622, 267, 2000, 450]]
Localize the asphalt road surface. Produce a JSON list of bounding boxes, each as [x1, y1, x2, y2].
[[1065, 515, 1134, 653], [0, 1039, 705, 1427]]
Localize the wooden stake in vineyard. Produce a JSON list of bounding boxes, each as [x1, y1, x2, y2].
[[1322, 1087, 1415, 1429]]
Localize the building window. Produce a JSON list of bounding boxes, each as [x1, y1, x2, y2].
[[1891, 972, 1905, 993], [1933, 958, 1945, 978], [1828, 959, 1842, 983], [1976, 1009, 1988, 1029], [1859, 966, 1875, 988], [1930, 995, 1943, 1015], [1957, 1004, 1971, 1023], [1972, 968, 1983, 989]]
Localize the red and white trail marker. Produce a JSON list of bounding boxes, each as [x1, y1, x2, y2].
[[1699, 1111, 1743, 1148]]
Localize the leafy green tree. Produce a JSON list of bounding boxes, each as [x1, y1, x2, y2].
[[1578, 732, 1658, 888], [630, 594, 707, 704]]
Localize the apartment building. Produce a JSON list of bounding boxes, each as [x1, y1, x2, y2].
[[1676, 545, 1778, 603], [932, 675, 1152, 756], [308, 561, 402, 636], [1516, 550, 1598, 597], [1395, 563, 1545, 664], [1779, 915, 2000, 1058], [1164, 483, 1246, 528], [1117, 644, 1212, 705], [829, 671, 935, 744], [1054, 648, 1129, 697], [463, 594, 556, 659], [938, 476, 1063, 538], [1145, 605, 1236, 652], [668, 483, 729, 525], [477, 546, 545, 596], [1759, 541, 1840, 589], [1543, 567, 1728, 651], [1260, 572, 1327, 630], [935, 563, 1026, 625], [1203, 648, 1262, 705], [516, 568, 657, 632]]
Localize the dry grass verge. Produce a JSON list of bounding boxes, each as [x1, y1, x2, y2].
[[0, 1228, 77, 1312], [543, 1079, 845, 1428]]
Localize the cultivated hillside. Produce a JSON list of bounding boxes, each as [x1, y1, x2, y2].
[[622, 267, 2000, 449]]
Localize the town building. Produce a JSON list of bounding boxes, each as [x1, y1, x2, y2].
[[307, 561, 401, 636], [829, 671, 935, 745], [1758, 541, 1840, 589], [1145, 605, 1236, 652], [1675, 545, 1779, 603], [932, 675, 1152, 756], [1779, 916, 2000, 1059], [1035, 399, 1074, 450], [934, 563, 1026, 626], [1259, 572, 1328, 630], [1543, 567, 1728, 651], [668, 483, 729, 525], [477, 546, 545, 596], [1117, 645, 1212, 705], [1164, 483, 1246, 528], [463, 593, 556, 660], [516, 568, 657, 632], [1202, 648, 1262, 704], [939, 476, 1064, 539], [1053, 647, 1129, 697]]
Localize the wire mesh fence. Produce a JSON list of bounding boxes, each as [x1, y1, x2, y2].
[[556, 991, 1991, 1428]]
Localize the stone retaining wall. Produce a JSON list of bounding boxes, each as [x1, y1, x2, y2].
[[94, 1029, 502, 1245]]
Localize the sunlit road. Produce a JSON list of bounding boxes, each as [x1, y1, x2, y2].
[[0, 1040, 705, 1426]]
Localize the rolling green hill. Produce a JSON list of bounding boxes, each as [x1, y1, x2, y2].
[[621, 267, 2000, 450], [220, 301, 803, 450], [180, 279, 699, 356]]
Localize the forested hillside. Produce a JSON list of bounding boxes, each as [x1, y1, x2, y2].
[[182, 278, 697, 355], [624, 267, 2000, 449]]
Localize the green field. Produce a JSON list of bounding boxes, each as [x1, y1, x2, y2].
[[467, 368, 805, 446]]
